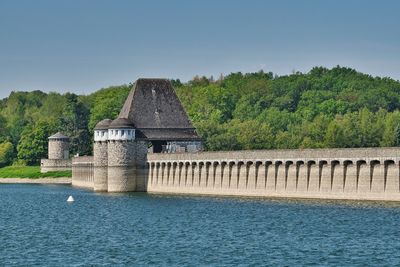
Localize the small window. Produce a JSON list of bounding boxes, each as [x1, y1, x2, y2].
[[101, 131, 104, 137], [122, 130, 125, 136], [116, 130, 119, 135]]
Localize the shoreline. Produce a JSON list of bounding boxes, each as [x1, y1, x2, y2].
[[0, 177, 71, 184]]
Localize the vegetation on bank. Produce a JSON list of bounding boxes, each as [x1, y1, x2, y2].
[[0, 166, 72, 179], [0, 66, 400, 166]]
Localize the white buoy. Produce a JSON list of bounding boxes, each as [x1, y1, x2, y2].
[[67, 196, 74, 202]]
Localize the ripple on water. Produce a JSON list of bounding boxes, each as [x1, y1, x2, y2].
[[1, 184, 400, 266]]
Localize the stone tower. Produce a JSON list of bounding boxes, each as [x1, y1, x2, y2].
[[91, 78, 201, 192], [93, 119, 112, 191], [107, 118, 147, 192], [48, 132, 70, 159], [41, 132, 71, 173]]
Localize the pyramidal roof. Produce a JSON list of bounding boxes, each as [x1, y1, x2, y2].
[[118, 78, 200, 141]]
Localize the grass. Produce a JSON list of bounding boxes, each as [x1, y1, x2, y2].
[[0, 166, 72, 179]]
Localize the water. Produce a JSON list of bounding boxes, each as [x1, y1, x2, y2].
[[1, 185, 400, 266]]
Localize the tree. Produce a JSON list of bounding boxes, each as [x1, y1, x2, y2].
[[17, 121, 56, 165], [0, 141, 14, 167], [60, 93, 91, 156]]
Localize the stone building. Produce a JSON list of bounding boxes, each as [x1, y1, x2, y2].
[[40, 132, 72, 172], [91, 78, 202, 192]]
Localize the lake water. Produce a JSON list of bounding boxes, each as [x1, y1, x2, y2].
[[1, 184, 400, 266]]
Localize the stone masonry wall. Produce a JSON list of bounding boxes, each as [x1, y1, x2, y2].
[[72, 156, 94, 188], [72, 147, 400, 201], [49, 140, 69, 160], [147, 147, 400, 201], [93, 142, 108, 191], [40, 159, 71, 173], [107, 140, 148, 192]]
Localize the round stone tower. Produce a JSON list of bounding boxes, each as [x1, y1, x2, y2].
[[93, 118, 112, 192], [107, 118, 143, 192], [48, 132, 70, 159]]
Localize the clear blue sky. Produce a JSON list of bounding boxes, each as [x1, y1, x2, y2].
[[0, 0, 399, 99]]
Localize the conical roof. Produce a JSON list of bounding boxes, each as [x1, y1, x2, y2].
[[109, 118, 134, 128], [94, 119, 113, 130], [48, 132, 69, 140], [118, 78, 200, 141]]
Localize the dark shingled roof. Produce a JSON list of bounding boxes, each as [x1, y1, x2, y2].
[[118, 78, 201, 141], [94, 119, 113, 130], [49, 132, 69, 140], [109, 118, 135, 128]]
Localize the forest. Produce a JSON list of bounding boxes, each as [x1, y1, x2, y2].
[[1, 66, 400, 166]]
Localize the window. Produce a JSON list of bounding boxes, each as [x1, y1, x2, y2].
[[122, 130, 125, 136]]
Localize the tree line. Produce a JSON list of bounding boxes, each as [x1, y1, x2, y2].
[[1, 66, 400, 166]]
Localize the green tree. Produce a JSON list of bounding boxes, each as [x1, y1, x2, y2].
[[60, 93, 91, 156], [0, 141, 14, 167], [17, 121, 56, 165]]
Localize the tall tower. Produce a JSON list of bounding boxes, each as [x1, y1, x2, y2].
[[107, 118, 146, 192], [93, 119, 112, 191], [90, 78, 201, 192], [48, 132, 70, 159]]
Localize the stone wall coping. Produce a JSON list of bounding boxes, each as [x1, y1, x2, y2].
[[72, 156, 94, 163], [147, 147, 400, 161]]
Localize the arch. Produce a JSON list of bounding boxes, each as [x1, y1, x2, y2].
[[246, 161, 255, 189], [331, 160, 344, 192], [254, 161, 263, 189], [285, 160, 296, 191], [319, 160, 330, 191], [237, 161, 246, 189], [229, 161, 238, 188], [274, 161, 285, 191], [319, 160, 328, 166], [183, 162, 191, 186], [220, 161, 228, 188], [384, 160, 396, 192], [205, 162, 212, 187], [178, 162, 184, 186], [370, 160, 383, 193], [295, 160, 307, 192], [370, 160, 380, 166], [211, 161, 220, 186], [172, 162, 178, 185], [307, 160, 316, 166], [161, 162, 166, 185], [356, 160, 370, 192], [331, 160, 340, 166]]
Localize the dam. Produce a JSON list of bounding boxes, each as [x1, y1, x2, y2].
[[68, 78, 400, 201], [72, 147, 400, 201]]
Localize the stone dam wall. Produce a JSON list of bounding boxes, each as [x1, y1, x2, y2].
[[73, 147, 400, 201], [40, 159, 71, 173], [72, 156, 94, 188]]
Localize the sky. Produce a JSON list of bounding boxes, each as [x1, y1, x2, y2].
[[0, 0, 399, 99]]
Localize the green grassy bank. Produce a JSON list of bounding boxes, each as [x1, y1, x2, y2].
[[0, 166, 72, 179]]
